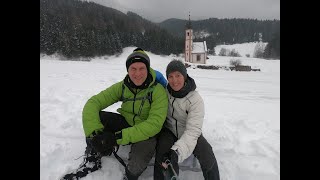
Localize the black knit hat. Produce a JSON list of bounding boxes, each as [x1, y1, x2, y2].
[[166, 60, 187, 80], [126, 48, 150, 72]]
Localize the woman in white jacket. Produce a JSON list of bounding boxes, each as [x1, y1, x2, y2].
[[154, 60, 220, 180]]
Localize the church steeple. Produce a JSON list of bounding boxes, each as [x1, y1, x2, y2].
[[186, 12, 192, 29], [185, 12, 193, 63]]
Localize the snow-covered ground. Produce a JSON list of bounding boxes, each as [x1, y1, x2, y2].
[[215, 42, 268, 58], [40, 44, 280, 180]]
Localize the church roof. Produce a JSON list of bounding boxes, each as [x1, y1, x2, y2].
[[192, 41, 207, 53]]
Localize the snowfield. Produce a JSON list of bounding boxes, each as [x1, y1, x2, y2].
[[40, 45, 280, 180]]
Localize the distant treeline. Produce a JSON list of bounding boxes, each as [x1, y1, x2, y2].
[[159, 18, 279, 44], [40, 0, 183, 58], [40, 0, 279, 59], [159, 18, 280, 59]]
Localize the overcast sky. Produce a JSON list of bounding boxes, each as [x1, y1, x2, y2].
[[86, 0, 280, 23]]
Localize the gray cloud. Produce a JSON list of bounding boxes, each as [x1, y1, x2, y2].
[[86, 0, 280, 22]]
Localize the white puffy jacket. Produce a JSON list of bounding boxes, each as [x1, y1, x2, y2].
[[165, 90, 205, 163]]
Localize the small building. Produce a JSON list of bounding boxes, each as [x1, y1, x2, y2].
[[185, 15, 208, 64]]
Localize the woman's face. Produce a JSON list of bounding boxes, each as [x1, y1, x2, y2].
[[167, 71, 185, 91]]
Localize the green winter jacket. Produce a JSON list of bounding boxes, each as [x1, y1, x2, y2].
[[82, 68, 168, 145]]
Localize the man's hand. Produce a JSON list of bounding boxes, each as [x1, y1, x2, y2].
[[91, 131, 117, 156]]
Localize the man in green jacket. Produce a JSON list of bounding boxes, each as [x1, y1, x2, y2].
[[79, 48, 167, 180]]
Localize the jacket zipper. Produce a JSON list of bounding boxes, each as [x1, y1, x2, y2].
[[132, 91, 137, 125], [171, 98, 178, 137]]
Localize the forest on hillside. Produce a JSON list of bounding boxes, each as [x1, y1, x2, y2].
[[40, 0, 183, 58], [40, 0, 280, 59]]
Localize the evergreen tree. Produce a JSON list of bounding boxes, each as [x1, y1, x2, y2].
[[264, 31, 280, 59], [253, 41, 266, 58]]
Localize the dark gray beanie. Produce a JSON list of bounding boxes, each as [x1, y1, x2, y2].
[[126, 48, 150, 71], [166, 60, 187, 80]]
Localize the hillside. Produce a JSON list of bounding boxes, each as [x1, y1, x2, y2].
[[40, 0, 183, 58], [158, 18, 280, 44], [40, 0, 279, 59]]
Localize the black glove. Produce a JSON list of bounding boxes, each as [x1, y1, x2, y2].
[[91, 131, 117, 156], [162, 149, 179, 175], [162, 149, 178, 165]]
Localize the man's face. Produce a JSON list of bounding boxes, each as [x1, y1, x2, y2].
[[128, 62, 148, 86]]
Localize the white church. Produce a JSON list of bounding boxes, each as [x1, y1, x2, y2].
[[185, 15, 208, 64]]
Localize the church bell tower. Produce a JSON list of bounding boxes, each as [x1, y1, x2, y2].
[[185, 13, 192, 62]]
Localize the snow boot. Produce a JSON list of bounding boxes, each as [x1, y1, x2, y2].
[[60, 146, 102, 180]]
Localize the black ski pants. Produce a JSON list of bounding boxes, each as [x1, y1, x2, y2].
[[154, 127, 220, 180], [86, 111, 157, 180]]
